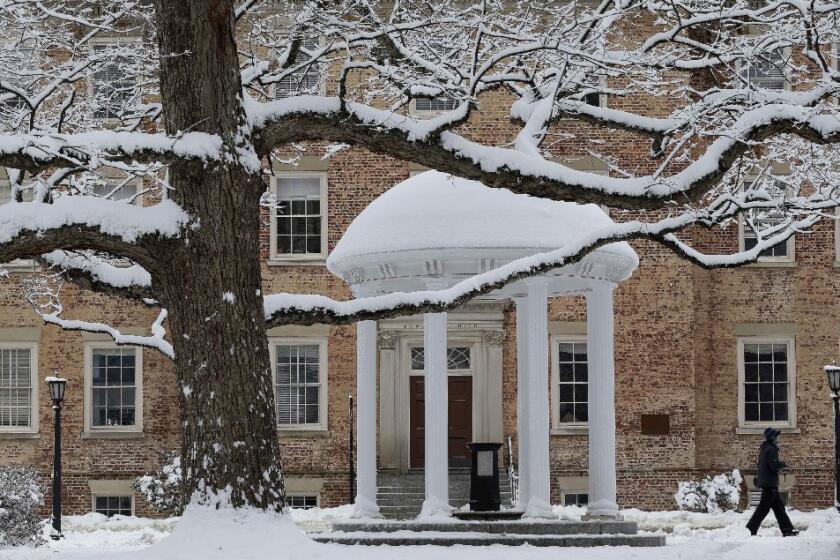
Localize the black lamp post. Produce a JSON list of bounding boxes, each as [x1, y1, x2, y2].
[[45, 375, 67, 540], [824, 365, 840, 514]]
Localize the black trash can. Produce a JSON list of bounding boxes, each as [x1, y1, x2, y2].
[[467, 442, 502, 512]]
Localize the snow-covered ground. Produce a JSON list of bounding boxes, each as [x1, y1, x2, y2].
[[1, 505, 838, 560]]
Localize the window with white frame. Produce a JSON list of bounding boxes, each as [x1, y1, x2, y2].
[[85, 345, 142, 431], [739, 178, 795, 262], [93, 495, 133, 517], [414, 95, 458, 112], [563, 492, 589, 506], [551, 337, 588, 427], [270, 173, 327, 259], [91, 39, 140, 120], [740, 49, 787, 92], [274, 37, 323, 99], [410, 346, 472, 371], [271, 340, 327, 429], [0, 41, 35, 122], [287, 494, 319, 509], [0, 345, 37, 432], [738, 337, 796, 428]]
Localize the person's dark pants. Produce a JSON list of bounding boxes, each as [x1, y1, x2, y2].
[[746, 487, 794, 534]]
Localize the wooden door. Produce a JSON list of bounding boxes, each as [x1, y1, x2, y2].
[[409, 376, 473, 469]]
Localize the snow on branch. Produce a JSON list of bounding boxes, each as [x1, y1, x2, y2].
[[0, 130, 224, 172], [263, 201, 817, 326]]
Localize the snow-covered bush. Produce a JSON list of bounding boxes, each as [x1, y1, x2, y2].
[[0, 466, 45, 547], [675, 470, 742, 513], [132, 452, 184, 516]]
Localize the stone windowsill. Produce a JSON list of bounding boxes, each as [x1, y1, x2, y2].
[[266, 258, 327, 268], [743, 260, 797, 269], [2, 260, 39, 273], [0, 431, 40, 440], [551, 425, 588, 436], [81, 430, 145, 440], [277, 427, 330, 438], [735, 426, 800, 435]]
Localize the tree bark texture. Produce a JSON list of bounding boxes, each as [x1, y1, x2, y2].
[[151, 0, 285, 511]]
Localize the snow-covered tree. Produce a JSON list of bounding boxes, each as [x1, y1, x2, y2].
[[2, 0, 840, 517]]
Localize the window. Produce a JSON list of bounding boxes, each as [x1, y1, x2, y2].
[[410, 346, 472, 371], [551, 337, 588, 428], [563, 493, 589, 507], [287, 494, 319, 509], [274, 37, 323, 99], [741, 50, 787, 91], [93, 495, 133, 517], [0, 345, 37, 432], [414, 95, 458, 112], [271, 340, 327, 430], [739, 179, 795, 262], [737, 337, 796, 428], [0, 42, 35, 122], [270, 173, 327, 260], [84, 344, 143, 433], [91, 40, 140, 120]]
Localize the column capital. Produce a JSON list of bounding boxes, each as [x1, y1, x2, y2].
[[587, 281, 616, 295], [378, 330, 398, 350], [481, 330, 506, 345]]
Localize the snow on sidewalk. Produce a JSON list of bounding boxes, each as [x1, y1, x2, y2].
[[1, 505, 837, 560]]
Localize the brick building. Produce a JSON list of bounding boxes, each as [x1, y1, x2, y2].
[[0, 18, 838, 518]]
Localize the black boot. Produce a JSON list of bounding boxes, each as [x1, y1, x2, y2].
[[782, 529, 799, 537]]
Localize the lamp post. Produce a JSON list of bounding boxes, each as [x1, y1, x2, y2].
[[45, 375, 67, 540], [824, 365, 840, 514]]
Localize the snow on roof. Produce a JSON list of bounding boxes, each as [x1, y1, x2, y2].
[[327, 170, 638, 269]]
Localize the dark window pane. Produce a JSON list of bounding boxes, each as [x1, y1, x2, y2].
[[745, 402, 759, 422], [291, 236, 307, 253], [774, 403, 788, 421], [278, 218, 291, 234], [744, 383, 758, 402], [772, 344, 787, 361], [574, 345, 587, 362], [758, 363, 773, 382], [558, 403, 574, 423], [306, 236, 321, 254], [774, 363, 787, 382], [559, 364, 574, 383], [759, 403, 774, 421], [306, 200, 320, 214], [575, 404, 588, 423], [744, 345, 759, 363], [292, 217, 306, 234], [773, 383, 787, 403], [559, 384, 573, 402], [557, 345, 573, 362], [576, 364, 588, 382], [277, 235, 291, 253], [744, 363, 758, 383], [758, 344, 773, 362], [277, 202, 290, 216], [759, 383, 773, 401], [306, 217, 319, 234], [574, 384, 587, 402], [291, 200, 305, 214]]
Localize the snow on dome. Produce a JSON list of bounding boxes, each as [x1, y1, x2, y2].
[[327, 170, 638, 270]]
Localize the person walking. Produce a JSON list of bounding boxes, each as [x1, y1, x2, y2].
[[746, 428, 798, 536]]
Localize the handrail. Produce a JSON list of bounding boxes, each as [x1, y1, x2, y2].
[[506, 435, 519, 508]]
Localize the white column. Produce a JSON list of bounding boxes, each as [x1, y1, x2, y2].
[[523, 278, 553, 518], [514, 296, 530, 511], [585, 284, 620, 518], [420, 308, 450, 517], [353, 320, 381, 518]]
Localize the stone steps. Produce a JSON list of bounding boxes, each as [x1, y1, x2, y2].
[[313, 534, 666, 547], [376, 471, 514, 519], [315, 519, 666, 547]]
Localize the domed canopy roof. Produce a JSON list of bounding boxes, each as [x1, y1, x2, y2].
[[327, 171, 639, 298]]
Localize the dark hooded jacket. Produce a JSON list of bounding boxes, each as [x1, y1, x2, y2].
[[755, 440, 788, 488]]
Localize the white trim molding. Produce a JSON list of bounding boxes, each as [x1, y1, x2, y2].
[[269, 336, 329, 432], [736, 335, 797, 431], [83, 342, 143, 436], [0, 342, 38, 435]]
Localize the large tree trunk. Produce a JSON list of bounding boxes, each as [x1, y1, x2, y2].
[[151, 0, 285, 510]]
